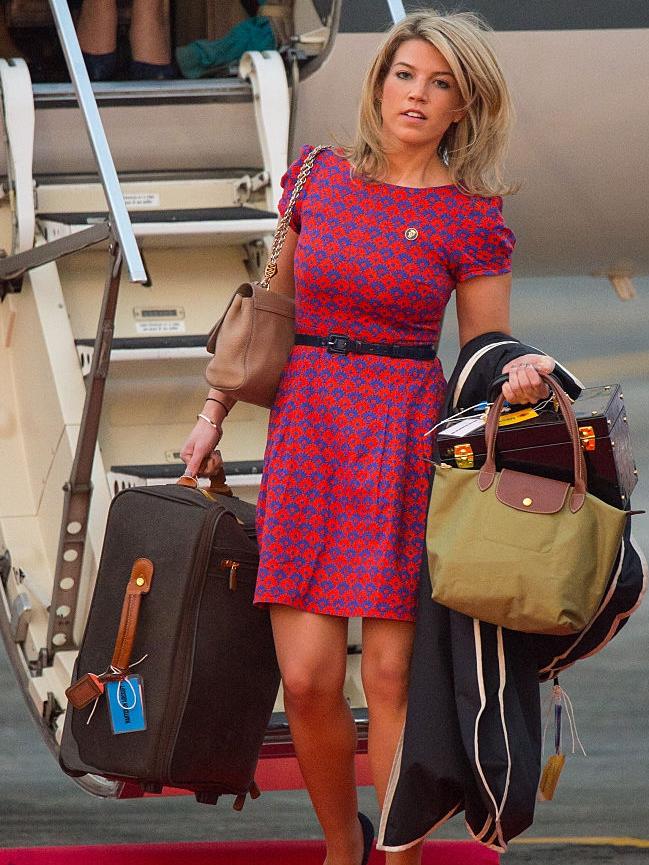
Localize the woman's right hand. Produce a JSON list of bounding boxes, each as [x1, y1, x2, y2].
[[180, 418, 223, 479]]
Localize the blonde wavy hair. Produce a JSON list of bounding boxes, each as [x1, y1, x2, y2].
[[341, 9, 518, 196]]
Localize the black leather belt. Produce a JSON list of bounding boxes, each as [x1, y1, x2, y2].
[[294, 332, 437, 360]]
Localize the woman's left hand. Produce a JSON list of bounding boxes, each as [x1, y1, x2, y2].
[[500, 354, 556, 404]]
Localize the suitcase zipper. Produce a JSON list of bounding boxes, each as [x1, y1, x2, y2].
[[221, 559, 239, 591], [218, 557, 258, 591], [157, 505, 231, 783]]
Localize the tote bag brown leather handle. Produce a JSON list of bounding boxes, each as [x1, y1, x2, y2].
[[478, 373, 588, 512]]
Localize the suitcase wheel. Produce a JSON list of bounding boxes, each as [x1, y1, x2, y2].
[[195, 791, 220, 805], [141, 782, 164, 794]]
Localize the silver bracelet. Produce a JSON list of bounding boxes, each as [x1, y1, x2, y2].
[[197, 413, 219, 429]]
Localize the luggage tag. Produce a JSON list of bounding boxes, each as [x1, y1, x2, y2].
[[74, 654, 149, 727], [106, 674, 147, 734], [442, 416, 486, 437], [423, 401, 494, 440], [66, 672, 105, 709], [538, 679, 586, 801], [498, 407, 539, 426]]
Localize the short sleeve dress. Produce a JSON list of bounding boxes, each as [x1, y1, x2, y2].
[[253, 145, 516, 622]]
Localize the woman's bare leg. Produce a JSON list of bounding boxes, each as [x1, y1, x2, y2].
[[362, 617, 424, 865], [76, 0, 118, 55], [271, 605, 365, 865], [130, 0, 170, 65]]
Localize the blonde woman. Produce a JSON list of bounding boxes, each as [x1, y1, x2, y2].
[[182, 10, 555, 865]]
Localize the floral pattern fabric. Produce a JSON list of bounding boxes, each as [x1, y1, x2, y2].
[[253, 145, 516, 621]]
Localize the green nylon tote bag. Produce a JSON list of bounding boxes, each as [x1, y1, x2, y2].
[[426, 374, 628, 635]]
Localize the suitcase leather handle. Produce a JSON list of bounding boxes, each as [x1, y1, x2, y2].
[[111, 557, 154, 672], [177, 464, 233, 497]]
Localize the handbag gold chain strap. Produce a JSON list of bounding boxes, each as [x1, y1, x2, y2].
[[261, 144, 328, 291]]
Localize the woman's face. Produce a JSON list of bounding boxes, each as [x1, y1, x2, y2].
[[379, 38, 465, 151]]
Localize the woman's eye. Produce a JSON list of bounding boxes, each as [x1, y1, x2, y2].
[[434, 79, 450, 89], [396, 70, 411, 79]]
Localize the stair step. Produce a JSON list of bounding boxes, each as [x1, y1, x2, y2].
[[264, 708, 369, 748], [76, 335, 209, 349], [112, 461, 263, 478], [28, 666, 66, 716], [38, 206, 277, 247], [39, 206, 277, 225], [52, 649, 77, 683], [35, 171, 270, 214], [108, 462, 264, 495], [75, 335, 210, 371], [32, 77, 252, 109]]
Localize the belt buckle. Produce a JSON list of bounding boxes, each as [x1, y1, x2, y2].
[[326, 333, 351, 354]]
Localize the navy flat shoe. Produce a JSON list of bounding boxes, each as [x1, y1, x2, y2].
[[129, 59, 177, 80], [358, 812, 375, 865], [82, 51, 117, 82]]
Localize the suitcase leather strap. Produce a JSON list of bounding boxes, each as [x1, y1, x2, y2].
[[65, 557, 154, 709], [111, 557, 154, 672]]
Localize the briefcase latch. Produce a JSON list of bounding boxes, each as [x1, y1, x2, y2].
[[578, 425, 596, 451], [453, 443, 474, 469]]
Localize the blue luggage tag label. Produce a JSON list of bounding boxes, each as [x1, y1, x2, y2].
[[106, 675, 146, 734]]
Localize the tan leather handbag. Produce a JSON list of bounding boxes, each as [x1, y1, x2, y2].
[[426, 374, 629, 635], [205, 145, 327, 408]]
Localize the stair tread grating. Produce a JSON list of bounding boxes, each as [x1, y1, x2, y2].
[[75, 335, 210, 350], [38, 206, 278, 224], [110, 462, 264, 478]]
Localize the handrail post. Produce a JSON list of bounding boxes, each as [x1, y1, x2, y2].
[[46, 238, 124, 658], [387, 0, 407, 23], [47, 0, 147, 284]]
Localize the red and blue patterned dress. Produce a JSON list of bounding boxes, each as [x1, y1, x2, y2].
[[253, 145, 516, 622]]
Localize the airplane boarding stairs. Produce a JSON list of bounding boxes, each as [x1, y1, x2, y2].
[[0, 18, 369, 806]]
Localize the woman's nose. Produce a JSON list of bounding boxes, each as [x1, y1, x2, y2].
[[408, 79, 427, 101]]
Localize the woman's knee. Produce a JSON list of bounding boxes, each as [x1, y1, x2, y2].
[[361, 650, 411, 707], [270, 605, 348, 709], [281, 661, 345, 709], [361, 618, 415, 707]]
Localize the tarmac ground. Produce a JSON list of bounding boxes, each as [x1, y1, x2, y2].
[[1, 278, 648, 862]]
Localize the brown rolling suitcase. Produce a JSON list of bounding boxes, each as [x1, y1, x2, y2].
[[59, 473, 280, 807]]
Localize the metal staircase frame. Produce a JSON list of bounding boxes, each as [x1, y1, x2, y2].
[[0, 0, 374, 810], [0, 0, 299, 800]]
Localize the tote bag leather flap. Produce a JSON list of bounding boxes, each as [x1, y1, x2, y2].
[[495, 468, 570, 514]]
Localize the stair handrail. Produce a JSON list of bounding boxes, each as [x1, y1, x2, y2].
[[47, 0, 146, 284]]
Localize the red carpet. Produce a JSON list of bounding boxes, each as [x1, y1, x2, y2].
[[0, 840, 499, 864]]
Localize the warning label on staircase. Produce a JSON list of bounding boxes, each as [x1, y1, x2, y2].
[[135, 320, 186, 335], [124, 192, 160, 209]]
